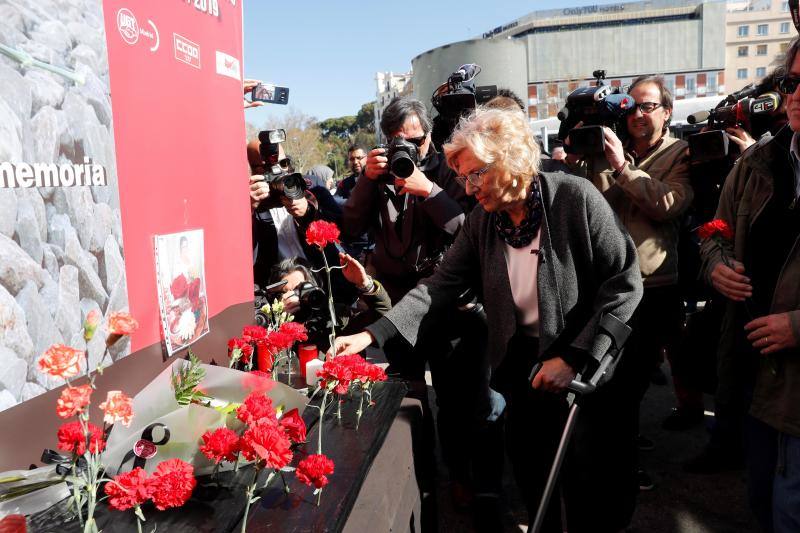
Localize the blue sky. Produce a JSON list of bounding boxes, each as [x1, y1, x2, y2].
[[242, 0, 627, 125]]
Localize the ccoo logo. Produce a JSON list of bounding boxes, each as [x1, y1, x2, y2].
[[173, 33, 200, 69], [117, 8, 139, 45]]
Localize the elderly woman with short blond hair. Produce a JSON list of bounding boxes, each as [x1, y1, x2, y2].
[[331, 108, 643, 532]]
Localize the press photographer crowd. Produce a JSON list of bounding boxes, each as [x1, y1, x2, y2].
[[243, 33, 800, 533]]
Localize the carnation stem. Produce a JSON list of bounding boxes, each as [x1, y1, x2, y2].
[[240, 467, 260, 533], [356, 392, 364, 430], [317, 487, 322, 507], [318, 390, 329, 454], [320, 254, 337, 354], [136, 513, 143, 533], [279, 471, 290, 494]]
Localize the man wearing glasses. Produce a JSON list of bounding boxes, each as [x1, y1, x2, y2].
[[701, 37, 800, 531], [335, 145, 373, 261], [569, 75, 693, 493]]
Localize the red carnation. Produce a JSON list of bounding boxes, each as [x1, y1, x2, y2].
[[279, 322, 308, 344], [104, 467, 154, 511], [236, 392, 276, 426], [266, 330, 294, 353], [240, 421, 293, 470], [305, 220, 340, 249], [242, 325, 268, 341], [170, 274, 189, 299], [279, 408, 307, 444], [361, 362, 388, 384], [698, 219, 734, 241], [57, 421, 105, 455], [296, 454, 335, 489], [199, 427, 240, 464], [150, 459, 196, 510], [318, 358, 354, 395], [56, 384, 93, 419], [228, 337, 254, 365]]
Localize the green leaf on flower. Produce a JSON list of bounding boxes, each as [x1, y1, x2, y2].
[[171, 350, 210, 406]]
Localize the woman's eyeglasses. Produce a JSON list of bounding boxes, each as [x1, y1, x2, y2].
[[455, 165, 491, 188]]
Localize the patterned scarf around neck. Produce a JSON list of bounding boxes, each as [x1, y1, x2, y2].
[[494, 180, 543, 248]]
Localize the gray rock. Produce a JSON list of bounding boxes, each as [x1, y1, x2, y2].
[[0, 389, 17, 411], [0, 62, 32, 124], [112, 209, 123, 247], [102, 234, 124, 293], [62, 188, 95, 250], [64, 228, 107, 308], [70, 44, 99, 74], [48, 213, 71, 251], [90, 202, 113, 254], [16, 280, 63, 373], [18, 40, 61, 68], [20, 381, 46, 402], [30, 106, 66, 164], [0, 5, 26, 35], [75, 64, 111, 127], [0, 98, 23, 163], [66, 21, 105, 58], [0, 346, 28, 400], [42, 244, 59, 281], [29, 20, 73, 56], [16, 188, 47, 241], [61, 91, 99, 146], [54, 264, 80, 341], [14, 195, 43, 264], [39, 276, 59, 316], [0, 193, 18, 238], [0, 233, 47, 294], [0, 284, 34, 365], [25, 70, 65, 114]]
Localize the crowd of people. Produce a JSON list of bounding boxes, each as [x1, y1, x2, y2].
[[246, 36, 800, 533]]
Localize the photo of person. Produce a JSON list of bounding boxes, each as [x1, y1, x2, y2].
[[155, 230, 210, 355]]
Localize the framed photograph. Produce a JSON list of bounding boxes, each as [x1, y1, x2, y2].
[[154, 230, 210, 356]]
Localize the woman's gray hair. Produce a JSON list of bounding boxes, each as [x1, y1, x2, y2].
[[443, 107, 540, 203]]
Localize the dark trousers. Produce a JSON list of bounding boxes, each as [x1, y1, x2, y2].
[[746, 415, 800, 533], [494, 334, 637, 533]]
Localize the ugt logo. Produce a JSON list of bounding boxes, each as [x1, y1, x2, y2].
[[173, 33, 200, 69], [117, 8, 139, 45]]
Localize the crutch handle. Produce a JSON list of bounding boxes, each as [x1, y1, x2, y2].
[[528, 362, 595, 395]]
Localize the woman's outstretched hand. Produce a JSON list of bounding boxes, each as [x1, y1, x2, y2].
[[326, 331, 375, 358]]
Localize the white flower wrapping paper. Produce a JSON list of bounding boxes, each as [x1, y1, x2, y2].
[[103, 359, 306, 477]]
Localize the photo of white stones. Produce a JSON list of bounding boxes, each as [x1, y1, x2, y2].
[[0, 0, 129, 411]]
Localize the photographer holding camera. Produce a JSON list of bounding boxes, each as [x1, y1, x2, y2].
[[567, 75, 693, 491], [267, 254, 391, 346], [247, 137, 352, 308]]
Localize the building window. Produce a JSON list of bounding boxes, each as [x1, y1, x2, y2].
[[737, 68, 748, 79], [756, 67, 767, 78], [783, 1, 790, 11], [757, 44, 768, 55], [738, 25, 749, 37], [782, 22, 791, 33], [738, 46, 749, 57], [757, 24, 769, 36], [782, 42, 790, 52], [707, 72, 718, 93], [686, 77, 696, 93]]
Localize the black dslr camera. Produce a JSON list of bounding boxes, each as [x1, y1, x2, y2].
[[257, 129, 307, 201], [557, 70, 635, 155], [383, 136, 420, 179], [255, 279, 327, 327], [431, 63, 498, 149]]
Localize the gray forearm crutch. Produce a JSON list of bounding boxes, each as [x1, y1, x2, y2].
[[528, 313, 632, 533]]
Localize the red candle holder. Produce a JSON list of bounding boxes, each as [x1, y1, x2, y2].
[[298, 344, 318, 378]]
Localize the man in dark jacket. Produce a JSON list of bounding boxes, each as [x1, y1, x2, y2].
[[335, 145, 372, 260], [700, 37, 800, 531]]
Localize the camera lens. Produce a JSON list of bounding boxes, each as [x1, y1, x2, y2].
[[390, 152, 416, 178]]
